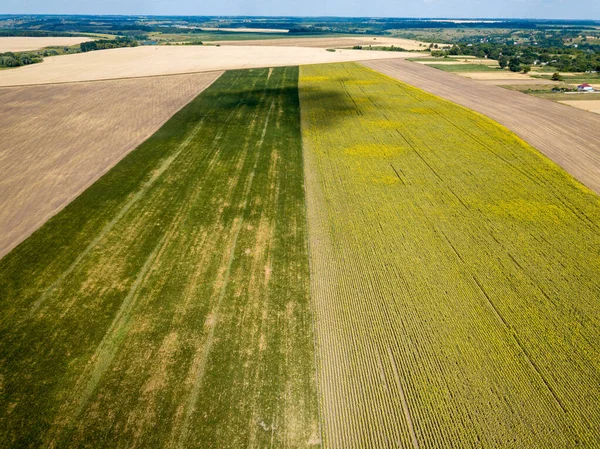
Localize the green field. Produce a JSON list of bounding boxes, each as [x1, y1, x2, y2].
[[0, 67, 319, 448], [300, 62, 600, 448], [427, 63, 500, 72]]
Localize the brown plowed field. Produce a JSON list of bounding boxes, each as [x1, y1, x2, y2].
[[363, 59, 600, 195], [0, 71, 221, 258]]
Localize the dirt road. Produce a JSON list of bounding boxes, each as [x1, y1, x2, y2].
[[363, 59, 600, 195]]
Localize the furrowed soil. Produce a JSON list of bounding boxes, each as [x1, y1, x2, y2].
[[300, 62, 600, 448], [362, 58, 600, 194], [0, 72, 221, 258], [0, 67, 319, 448]]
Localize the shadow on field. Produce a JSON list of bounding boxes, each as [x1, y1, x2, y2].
[[299, 85, 360, 130], [201, 83, 356, 131]]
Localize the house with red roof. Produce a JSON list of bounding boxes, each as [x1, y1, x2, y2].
[[577, 83, 594, 92]]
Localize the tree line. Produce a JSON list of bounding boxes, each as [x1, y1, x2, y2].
[[0, 37, 139, 69], [80, 37, 138, 52], [431, 42, 600, 73]]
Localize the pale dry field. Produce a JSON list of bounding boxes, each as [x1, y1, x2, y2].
[[0, 71, 221, 258], [201, 27, 289, 33], [0, 36, 93, 52], [415, 59, 495, 65], [458, 71, 537, 80], [559, 99, 600, 114], [482, 78, 556, 85], [0, 45, 408, 86], [363, 59, 600, 194], [213, 36, 432, 50]]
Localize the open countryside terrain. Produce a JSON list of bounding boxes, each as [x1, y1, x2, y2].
[[0, 33, 599, 449], [0, 67, 319, 448], [0, 72, 220, 258], [0, 45, 408, 86], [363, 58, 600, 194], [300, 62, 600, 448], [0, 36, 93, 52]]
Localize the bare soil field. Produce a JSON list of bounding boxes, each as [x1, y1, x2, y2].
[[213, 36, 431, 50], [559, 99, 600, 114], [363, 59, 600, 194], [0, 45, 409, 86], [0, 71, 220, 258], [0, 36, 93, 52]]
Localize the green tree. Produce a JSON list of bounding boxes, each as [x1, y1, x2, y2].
[[508, 57, 521, 72], [522, 65, 531, 74], [551, 72, 563, 81], [498, 55, 509, 69]]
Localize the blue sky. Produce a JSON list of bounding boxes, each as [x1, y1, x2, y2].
[[2, 0, 598, 20]]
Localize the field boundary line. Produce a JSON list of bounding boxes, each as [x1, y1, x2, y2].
[[1, 71, 223, 261], [0, 69, 226, 89], [298, 68, 325, 447], [41, 105, 218, 444], [29, 88, 219, 313]]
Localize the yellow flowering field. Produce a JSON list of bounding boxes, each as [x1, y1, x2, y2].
[[300, 62, 600, 448]]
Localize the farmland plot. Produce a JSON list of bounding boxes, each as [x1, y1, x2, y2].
[[0, 36, 93, 52], [300, 63, 600, 448], [0, 67, 319, 448]]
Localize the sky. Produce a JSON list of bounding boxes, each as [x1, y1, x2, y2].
[[2, 0, 599, 20]]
